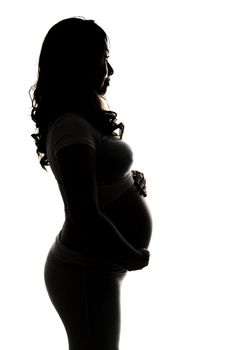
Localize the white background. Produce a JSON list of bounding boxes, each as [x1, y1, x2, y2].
[[1, 0, 233, 349]]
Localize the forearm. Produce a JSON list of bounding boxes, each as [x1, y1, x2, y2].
[[71, 211, 140, 264]]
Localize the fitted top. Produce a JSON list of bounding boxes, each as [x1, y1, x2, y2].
[[46, 112, 134, 213]]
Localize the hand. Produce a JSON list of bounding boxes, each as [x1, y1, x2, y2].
[[139, 248, 150, 267], [121, 248, 150, 271], [131, 170, 147, 197]]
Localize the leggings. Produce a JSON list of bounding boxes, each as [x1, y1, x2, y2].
[[44, 231, 127, 350]]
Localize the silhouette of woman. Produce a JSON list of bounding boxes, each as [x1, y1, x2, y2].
[[29, 16, 152, 350]]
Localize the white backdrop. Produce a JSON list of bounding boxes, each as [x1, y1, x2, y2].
[[1, 0, 233, 349]]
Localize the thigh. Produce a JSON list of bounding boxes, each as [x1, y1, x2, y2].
[[44, 252, 126, 350], [83, 268, 126, 349], [44, 254, 90, 348]]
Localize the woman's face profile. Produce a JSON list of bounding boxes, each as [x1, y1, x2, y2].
[[95, 48, 114, 95]]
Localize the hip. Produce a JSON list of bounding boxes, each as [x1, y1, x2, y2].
[[45, 231, 128, 276]]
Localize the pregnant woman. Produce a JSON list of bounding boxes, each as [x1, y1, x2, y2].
[[29, 17, 152, 350]]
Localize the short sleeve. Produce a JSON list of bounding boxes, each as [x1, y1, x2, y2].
[[48, 113, 100, 157]]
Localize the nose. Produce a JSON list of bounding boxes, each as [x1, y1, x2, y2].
[[108, 62, 114, 76]]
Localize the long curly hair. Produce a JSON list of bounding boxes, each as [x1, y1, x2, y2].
[[29, 16, 124, 171]]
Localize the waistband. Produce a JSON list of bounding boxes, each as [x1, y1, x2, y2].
[[49, 231, 127, 273]]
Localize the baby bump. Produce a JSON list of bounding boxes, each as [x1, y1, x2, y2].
[[102, 184, 153, 249]]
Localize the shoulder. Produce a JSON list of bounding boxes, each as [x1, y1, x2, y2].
[[50, 112, 99, 132], [47, 112, 102, 155]]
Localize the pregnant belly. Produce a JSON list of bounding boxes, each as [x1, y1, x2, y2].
[[102, 184, 153, 249], [60, 184, 153, 253]]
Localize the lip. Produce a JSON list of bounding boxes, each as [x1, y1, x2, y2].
[[104, 79, 110, 86]]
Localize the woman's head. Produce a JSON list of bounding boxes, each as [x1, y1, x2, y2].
[[37, 17, 113, 110], [29, 17, 122, 171]]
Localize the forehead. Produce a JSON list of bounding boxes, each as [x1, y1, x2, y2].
[[105, 45, 109, 53], [104, 36, 110, 52], [103, 46, 109, 58]]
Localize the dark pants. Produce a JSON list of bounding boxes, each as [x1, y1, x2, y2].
[[44, 232, 127, 350]]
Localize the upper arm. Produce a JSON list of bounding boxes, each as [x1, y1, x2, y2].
[[56, 143, 100, 225]]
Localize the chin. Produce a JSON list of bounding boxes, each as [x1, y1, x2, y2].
[[97, 81, 109, 95]]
